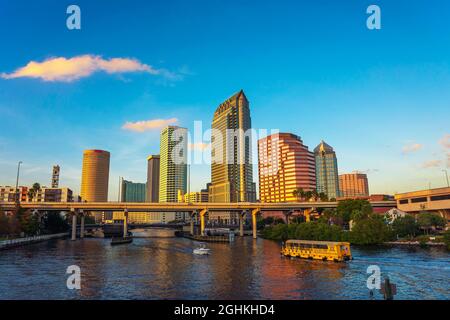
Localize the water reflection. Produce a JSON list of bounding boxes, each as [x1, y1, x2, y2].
[[0, 228, 448, 300]]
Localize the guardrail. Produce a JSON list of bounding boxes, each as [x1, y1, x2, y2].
[[0, 233, 69, 250]]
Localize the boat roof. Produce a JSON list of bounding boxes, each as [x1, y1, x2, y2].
[[285, 240, 349, 245]]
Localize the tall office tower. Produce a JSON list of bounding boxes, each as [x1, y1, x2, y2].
[[159, 126, 187, 203], [339, 172, 369, 198], [120, 178, 146, 202], [80, 149, 110, 202], [258, 133, 316, 203], [146, 155, 160, 202], [314, 140, 340, 200], [51, 165, 60, 188], [209, 90, 256, 203]]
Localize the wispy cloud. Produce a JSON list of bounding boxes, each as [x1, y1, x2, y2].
[[439, 134, 450, 150], [420, 160, 442, 168], [122, 118, 178, 133], [402, 142, 423, 154], [1, 55, 179, 82]]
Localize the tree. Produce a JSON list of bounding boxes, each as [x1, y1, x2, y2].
[[417, 212, 446, 235], [311, 190, 319, 201], [293, 188, 305, 201], [0, 212, 10, 236], [41, 212, 70, 234], [305, 191, 313, 201], [16, 208, 39, 236], [319, 192, 328, 202], [349, 217, 391, 245], [392, 215, 418, 239], [336, 199, 373, 223], [27, 182, 41, 202]]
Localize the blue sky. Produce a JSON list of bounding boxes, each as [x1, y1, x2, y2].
[[0, 0, 449, 200]]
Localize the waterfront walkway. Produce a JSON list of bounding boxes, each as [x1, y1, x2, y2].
[[0, 233, 69, 250]]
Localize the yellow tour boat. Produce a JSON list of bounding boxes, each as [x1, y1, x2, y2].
[[281, 240, 352, 262]]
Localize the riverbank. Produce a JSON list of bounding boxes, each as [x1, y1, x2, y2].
[[384, 241, 446, 247], [0, 233, 68, 250]]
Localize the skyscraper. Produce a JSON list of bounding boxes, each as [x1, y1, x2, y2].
[[146, 155, 160, 202], [120, 178, 146, 202], [314, 140, 340, 200], [80, 149, 110, 202], [209, 90, 256, 203], [339, 172, 369, 198], [258, 133, 316, 202], [159, 126, 187, 203]]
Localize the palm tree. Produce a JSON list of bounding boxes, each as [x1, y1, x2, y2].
[[319, 192, 328, 202], [311, 190, 319, 201], [27, 183, 41, 202], [292, 189, 299, 201], [305, 191, 313, 201]]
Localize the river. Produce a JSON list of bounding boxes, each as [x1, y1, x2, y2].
[[0, 228, 449, 300]]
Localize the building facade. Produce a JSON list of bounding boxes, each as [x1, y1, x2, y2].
[[314, 140, 340, 200], [159, 126, 187, 203], [0, 186, 28, 202], [209, 90, 256, 203], [120, 178, 146, 202], [338, 172, 369, 198], [395, 187, 450, 223], [178, 190, 209, 203], [32, 187, 74, 202], [258, 133, 316, 203], [80, 149, 110, 202], [146, 155, 160, 202]]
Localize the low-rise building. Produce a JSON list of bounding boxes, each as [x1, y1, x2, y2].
[[395, 187, 450, 223], [0, 186, 28, 202]]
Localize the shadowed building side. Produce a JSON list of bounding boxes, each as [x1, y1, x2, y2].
[[80, 150, 110, 202], [146, 155, 160, 202]]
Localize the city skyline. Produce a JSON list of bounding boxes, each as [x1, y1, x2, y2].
[[1, 0, 450, 199]]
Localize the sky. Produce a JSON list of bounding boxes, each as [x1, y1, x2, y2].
[[0, 0, 449, 200]]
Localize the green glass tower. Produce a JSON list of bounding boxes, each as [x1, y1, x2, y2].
[[314, 140, 340, 200]]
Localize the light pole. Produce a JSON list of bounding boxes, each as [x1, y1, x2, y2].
[[443, 169, 449, 188], [15, 161, 22, 205]]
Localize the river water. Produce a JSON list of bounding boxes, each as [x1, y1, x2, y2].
[[0, 228, 449, 300]]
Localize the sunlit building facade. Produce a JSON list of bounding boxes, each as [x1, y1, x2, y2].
[[258, 133, 316, 203], [209, 90, 256, 203], [159, 126, 187, 204], [80, 150, 110, 202], [314, 140, 340, 200], [339, 172, 369, 198]]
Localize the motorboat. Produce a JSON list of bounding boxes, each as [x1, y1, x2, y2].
[[193, 245, 211, 255]]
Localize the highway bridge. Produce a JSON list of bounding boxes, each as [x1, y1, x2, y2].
[[0, 201, 397, 240]]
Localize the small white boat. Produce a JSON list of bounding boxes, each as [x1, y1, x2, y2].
[[193, 247, 211, 255]]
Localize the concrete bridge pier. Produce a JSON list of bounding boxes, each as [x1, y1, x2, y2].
[[199, 209, 207, 236], [239, 210, 247, 237], [70, 209, 77, 241], [251, 208, 260, 239], [80, 210, 85, 239], [123, 209, 128, 237], [190, 211, 198, 236]]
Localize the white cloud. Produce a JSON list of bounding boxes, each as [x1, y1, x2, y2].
[[122, 118, 178, 133], [420, 160, 442, 168], [402, 143, 423, 154], [439, 134, 450, 150], [1, 55, 177, 82]]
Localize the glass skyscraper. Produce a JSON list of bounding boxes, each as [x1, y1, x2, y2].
[[314, 141, 340, 200], [120, 178, 146, 202]]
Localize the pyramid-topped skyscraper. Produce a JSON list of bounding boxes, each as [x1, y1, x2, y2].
[[314, 140, 340, 200], [209, 90, 256, 207]]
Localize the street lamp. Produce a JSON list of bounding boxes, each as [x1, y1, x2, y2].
[[15, 161, 23, 204], [443, 169, 449, 188]]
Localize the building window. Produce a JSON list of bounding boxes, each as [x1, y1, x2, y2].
[[430, 194, 450, 201], [411, 197, 428, 203], [399, 199, 408, 204]]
